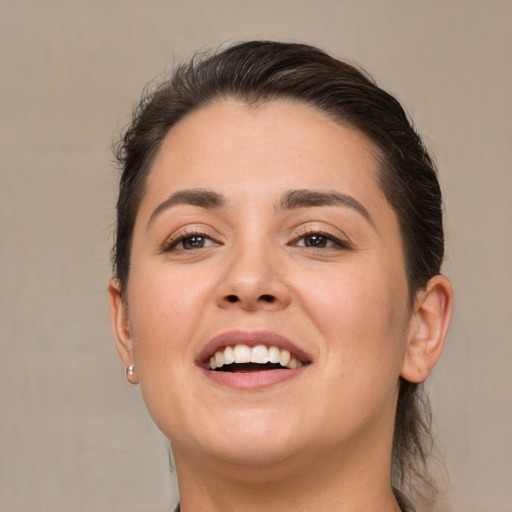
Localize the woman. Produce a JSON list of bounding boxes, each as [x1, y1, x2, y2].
[[108, 41, 453, 512]]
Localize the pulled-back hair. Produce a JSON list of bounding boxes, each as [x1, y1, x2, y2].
[[113, 40, 445, 506]]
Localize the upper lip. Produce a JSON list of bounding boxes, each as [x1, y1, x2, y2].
[[196, 330, 312, 366]]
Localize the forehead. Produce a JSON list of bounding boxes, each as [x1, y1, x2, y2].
[[144, 99, 383, 203]]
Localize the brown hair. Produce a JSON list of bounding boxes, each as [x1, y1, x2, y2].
[[113, 40, 445, 505]]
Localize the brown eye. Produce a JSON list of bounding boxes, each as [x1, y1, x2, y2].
[[164, 233, 218, 252], [303, 234, 329, 248], [295, 232, 338, 249], [292, 230, 350, 251], [181, 235, 207, 249]]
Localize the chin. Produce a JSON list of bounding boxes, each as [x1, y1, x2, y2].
[[172, 409, 309, 469], [213, 442, 297, 468]]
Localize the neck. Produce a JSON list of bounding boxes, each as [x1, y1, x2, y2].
[[173, 438, 402, 512]]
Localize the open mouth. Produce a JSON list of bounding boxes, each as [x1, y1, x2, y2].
[[207, 344, 307, 372]]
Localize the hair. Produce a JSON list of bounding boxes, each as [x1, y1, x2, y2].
[[113, 40, 445, 507]]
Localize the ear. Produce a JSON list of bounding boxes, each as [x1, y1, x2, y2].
[[108, 278, 138, 384], [401, 275, 453, 383]]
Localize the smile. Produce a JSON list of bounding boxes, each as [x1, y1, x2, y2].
[[198, 331, 311, 388], [209, 344, 304, 371]]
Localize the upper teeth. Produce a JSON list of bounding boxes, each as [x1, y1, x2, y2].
[[209, 344, 303, 370]]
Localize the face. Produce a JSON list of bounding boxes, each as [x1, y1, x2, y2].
[[111, 100, 418, 472]]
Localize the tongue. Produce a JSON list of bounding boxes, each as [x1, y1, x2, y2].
[[218, 363, 284, 373]]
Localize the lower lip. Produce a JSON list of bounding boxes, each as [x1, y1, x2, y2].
[[199, 366, 308, 390]]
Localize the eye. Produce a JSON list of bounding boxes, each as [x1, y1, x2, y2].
[[297, 233, 333, 248], [164, 232, 219, 251], [292, 230, 349, 250]]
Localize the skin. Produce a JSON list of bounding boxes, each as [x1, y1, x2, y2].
[[109, 100, 453, 512]]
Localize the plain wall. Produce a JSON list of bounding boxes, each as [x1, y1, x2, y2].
[[1, 1, 511, 511]]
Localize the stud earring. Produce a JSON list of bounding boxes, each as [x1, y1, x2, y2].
[[126, 364, 137, 384]]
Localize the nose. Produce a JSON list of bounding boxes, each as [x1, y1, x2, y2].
[[215, 241, 292, 312]]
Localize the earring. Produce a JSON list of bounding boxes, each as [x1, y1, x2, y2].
[[126, 364, 137, 384]]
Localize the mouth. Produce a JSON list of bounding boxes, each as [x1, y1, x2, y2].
[[197, 331, 311, 382], [208, 344, 305, 372]]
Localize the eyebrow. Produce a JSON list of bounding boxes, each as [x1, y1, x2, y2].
[[147, 189, 225, 229], [279, 189, 375, 228], [147, 187, 375, 229]]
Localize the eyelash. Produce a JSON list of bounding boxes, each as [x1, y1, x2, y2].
[[162, 228, 350, 252], [290, 228, 351, 250], [162, 229, 219, 252]]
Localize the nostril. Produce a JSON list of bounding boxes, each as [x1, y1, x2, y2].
[[223, 294, 278, 306]]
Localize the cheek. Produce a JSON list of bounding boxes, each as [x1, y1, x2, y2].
[[296, 262, 409, 370], [126, 265, 210, 376]]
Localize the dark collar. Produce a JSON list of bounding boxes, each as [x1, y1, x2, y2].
[[174, 489, 415, 512], [174, 498, 415, 512]]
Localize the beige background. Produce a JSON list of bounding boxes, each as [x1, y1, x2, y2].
[[1, 0, 511, 511]]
